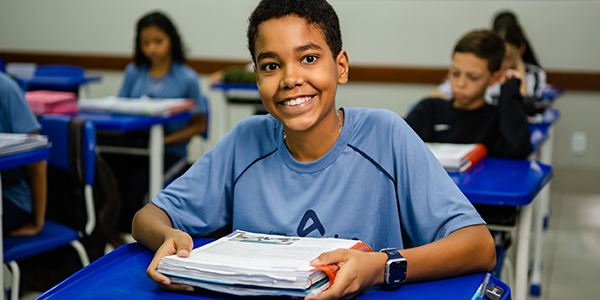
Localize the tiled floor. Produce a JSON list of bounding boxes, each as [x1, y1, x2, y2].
[[7, 190, 600, 300]]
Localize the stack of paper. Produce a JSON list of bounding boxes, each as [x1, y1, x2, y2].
[[78, 96, 196, 117], [25, 90, 78, 116], [426, 143, 487, 172], [157, 230, 372, 297], [0, 134, 49, 157]]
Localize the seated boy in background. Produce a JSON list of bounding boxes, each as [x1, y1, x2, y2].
[[132, 1, 496, 299], [0, 71, 47, 236], [405, 30, 532, 159]]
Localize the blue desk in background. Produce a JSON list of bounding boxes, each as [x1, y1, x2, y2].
[[0, 147, 50, 300], [449, 157, 552, 300], [76, 111, 191, 199], [37, 237, 510, 300]]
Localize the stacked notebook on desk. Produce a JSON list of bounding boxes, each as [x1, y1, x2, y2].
[[78, 96, 196, 117], [0, 134, 49, 157], [25, 90, 78, 116], [426, 143, 487, 172], [157, 230, 372, 297]]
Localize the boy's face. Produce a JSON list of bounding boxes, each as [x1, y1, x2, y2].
[[449, 52, 499, 110], [253, 15, 348, 134]]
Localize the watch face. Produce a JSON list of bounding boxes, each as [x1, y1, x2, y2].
[[387, 259, 407, 284]]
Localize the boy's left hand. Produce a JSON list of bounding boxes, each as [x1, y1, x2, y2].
[[306, 249, 388, 300]]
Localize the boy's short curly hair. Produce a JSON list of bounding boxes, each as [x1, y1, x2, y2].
[[453, 30, 505, 73], [247, 0, 342, 63]]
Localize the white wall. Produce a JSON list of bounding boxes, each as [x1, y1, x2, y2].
[[2, 0, 600, 182], [1, 1, 599, 70]]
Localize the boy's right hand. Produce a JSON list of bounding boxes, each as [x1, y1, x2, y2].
[[146, 230, 195, 292]]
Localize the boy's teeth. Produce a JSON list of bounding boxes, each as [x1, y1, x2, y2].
[[283, 96, 311, 106]]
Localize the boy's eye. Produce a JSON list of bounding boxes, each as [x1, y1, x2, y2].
[[450, 71, 459, 77], [302, 55, 317, 64], [468, 75, 481, 81], [262, 63, 279, 72]]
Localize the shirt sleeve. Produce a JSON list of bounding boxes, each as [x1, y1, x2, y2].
[[186, 69, 206, 115], [405, 99, 434, 142], [492, 78, 532, 159], [393, 116, 485, 248], [0, 76, 40, 134], [152, 122, 237, 236]]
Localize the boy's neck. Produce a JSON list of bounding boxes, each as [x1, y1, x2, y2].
[[283, 110, 344, 162]]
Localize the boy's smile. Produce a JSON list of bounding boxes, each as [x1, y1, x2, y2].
[[253, 15, 348, 138], [450, 52, 498, 110]]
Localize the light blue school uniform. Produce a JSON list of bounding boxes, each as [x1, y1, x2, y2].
[[153, 107, 485, 251], [118, 62, 206, 158], [0, 72, 42, 213]]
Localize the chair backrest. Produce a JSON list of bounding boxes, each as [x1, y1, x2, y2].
[[35, 65, 85, 78], [40, 114, 97, 235]]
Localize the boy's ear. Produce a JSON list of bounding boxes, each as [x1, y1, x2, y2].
[[336, 50, 349, 85], [489, 70, 502, 86], [519, 43, 526, 56]]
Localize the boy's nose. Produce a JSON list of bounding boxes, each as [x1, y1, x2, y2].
[[281, 65, 304, 88]]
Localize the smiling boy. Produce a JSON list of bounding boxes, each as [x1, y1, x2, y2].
[[406, 30, 532, 159], [132, 1, 495, 299]]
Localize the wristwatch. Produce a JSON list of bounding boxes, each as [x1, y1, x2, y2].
[[380, 248, 407, 290]]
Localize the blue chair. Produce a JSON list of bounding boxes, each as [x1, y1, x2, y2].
[[3, 115, 96, 300], [200, 93, 210, 140], [0, 56, 5, 73]]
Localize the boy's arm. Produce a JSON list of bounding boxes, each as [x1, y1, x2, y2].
[[494, 70, 532, 159], [405, 100, 434, 141], [10, 159, 47, 236], [308, 224, 495, 300], [132, 203, 196, 291]]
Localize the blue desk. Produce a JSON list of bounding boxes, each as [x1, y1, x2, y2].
[[77, 111, 191, 198], [16, 74, 101, 98], [449, 158, 552, 300], [0, 146, 50, 300], [37, 238, 510, 300], [449, 158, 553, 206]]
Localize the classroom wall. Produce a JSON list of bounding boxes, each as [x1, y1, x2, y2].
[[2, 0, 600, 192]]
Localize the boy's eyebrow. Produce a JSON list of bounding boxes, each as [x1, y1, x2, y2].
[[256, 43, 323, 62], [257, 51, 279, 62], [295, 43, 322, 53]]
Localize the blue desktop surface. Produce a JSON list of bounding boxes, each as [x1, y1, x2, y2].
[[449, 157, 553, 206], [0, 147, 50, 171], [37, 238, 509, 300], [77, 111, 191, 132]]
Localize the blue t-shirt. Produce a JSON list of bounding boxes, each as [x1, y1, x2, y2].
[[153, 107, 484, 251], [118, 62, 206, 158], [0, 72, 42, 213]]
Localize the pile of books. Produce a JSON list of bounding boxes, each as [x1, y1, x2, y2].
[[78, 96, 196, 117], [0, 134, 49, 157], [426, 143, 487, 172], [157, 230, 372, 297]]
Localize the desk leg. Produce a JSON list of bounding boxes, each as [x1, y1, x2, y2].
[[149, 124, 164, 200], [515, 201, 533, 300]]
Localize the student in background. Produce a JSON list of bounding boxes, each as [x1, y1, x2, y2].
[[495, 19, 547, 100], [132, 1, 495, 299], [406, 30, 532, 159], [429, 11, 546, 106], [108, 10, 207, 239], [0, 71, 47, 236]]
